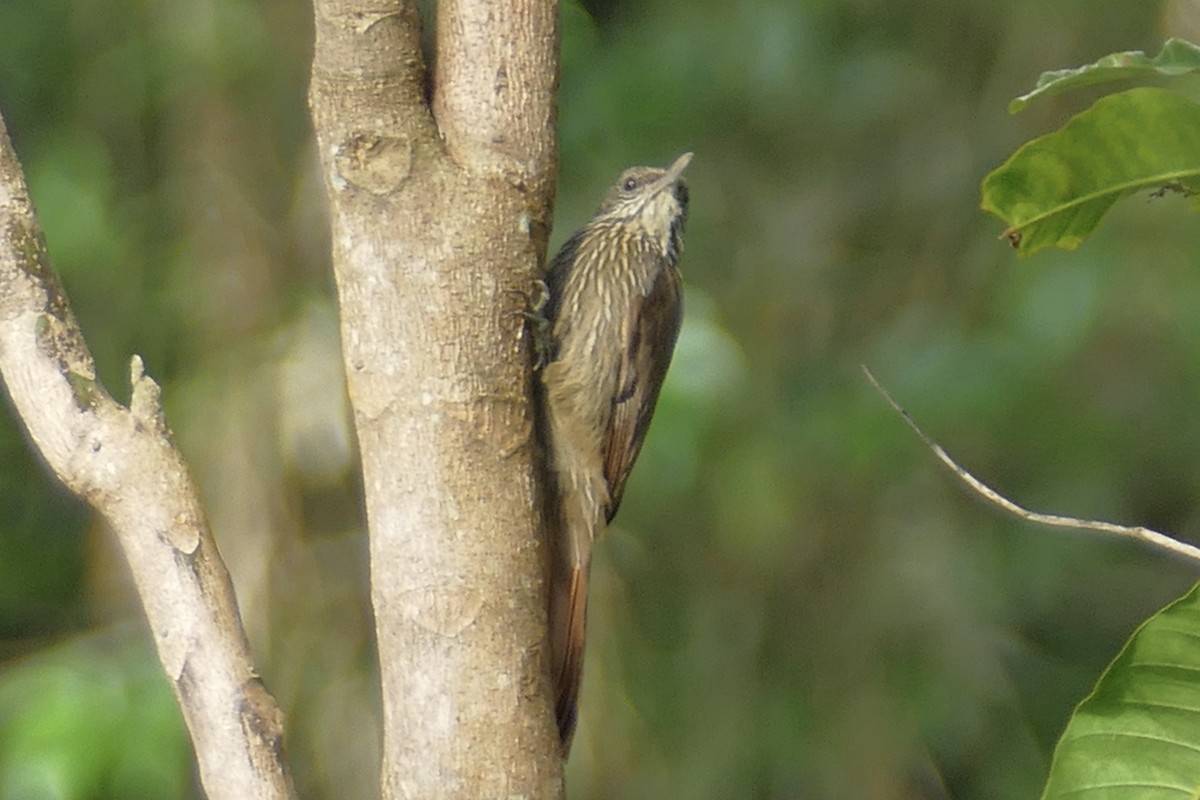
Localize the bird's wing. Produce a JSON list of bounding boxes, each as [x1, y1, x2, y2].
[[600, 265, 683, 523]]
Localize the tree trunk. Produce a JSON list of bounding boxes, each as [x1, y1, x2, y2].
[[308, 0, 562, 796]]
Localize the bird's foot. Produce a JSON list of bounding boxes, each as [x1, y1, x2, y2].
[[518, 278, 552, 371]]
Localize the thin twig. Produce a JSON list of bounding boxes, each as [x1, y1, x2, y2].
[[862, 365, 1200, 568]]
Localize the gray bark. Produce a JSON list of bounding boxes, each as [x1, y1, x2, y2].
[[308, 0, 563, 796]]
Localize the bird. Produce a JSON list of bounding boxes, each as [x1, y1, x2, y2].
[[537, 152, 692, 751]]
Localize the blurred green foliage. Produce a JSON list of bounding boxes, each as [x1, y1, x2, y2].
[[3, 0, 1200, 798], [0, 628, 192, 800]]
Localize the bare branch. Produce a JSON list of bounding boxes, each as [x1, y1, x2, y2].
[[862, 365, 1200, 567], [0, 111, 295, 800]]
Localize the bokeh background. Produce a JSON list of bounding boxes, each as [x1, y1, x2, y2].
[[3, 1, 1200, 798]]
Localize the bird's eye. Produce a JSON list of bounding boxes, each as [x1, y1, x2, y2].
[[621, 177, 639, 192]]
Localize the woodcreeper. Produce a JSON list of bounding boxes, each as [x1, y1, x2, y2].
[[537, 153, 692, 749]]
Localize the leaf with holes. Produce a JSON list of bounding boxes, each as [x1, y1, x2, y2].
[[1041, 580, 1200, 799], [981, 87, 1200, 257]]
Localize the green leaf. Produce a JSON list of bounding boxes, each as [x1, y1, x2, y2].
[[1041, 581, 1200, 799], [1011, 38, 1200, 113], [981, 88, 1200, 258]]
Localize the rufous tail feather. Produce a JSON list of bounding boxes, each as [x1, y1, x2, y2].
[[551, 561, 590, 750]]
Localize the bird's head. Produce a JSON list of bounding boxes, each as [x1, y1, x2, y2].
[[594, 153, 692, 258]]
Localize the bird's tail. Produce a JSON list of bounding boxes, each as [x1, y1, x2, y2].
[[540, 401, 607, 752], [551, 556, 590, 751]]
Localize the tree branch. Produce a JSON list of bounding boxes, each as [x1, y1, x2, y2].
[[434, 0, 558, 260], [862, 365, 1200, 567], [0, 111, 295, 800]]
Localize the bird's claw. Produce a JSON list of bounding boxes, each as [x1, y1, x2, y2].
[[521, 278, 552, 371]]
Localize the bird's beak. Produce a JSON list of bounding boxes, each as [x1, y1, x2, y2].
[[654, 152, 693, 192]]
